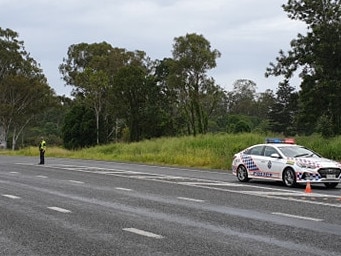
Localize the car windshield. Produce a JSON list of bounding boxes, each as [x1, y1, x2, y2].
[[278, 145, 321, 158]]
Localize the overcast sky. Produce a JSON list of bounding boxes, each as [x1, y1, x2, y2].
[[1, 0, 306, 97]]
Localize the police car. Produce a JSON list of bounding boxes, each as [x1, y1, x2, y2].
[[232, 138, 341, 188]]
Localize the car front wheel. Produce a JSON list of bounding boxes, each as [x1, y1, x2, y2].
[[236, 165, 249, 182], [283, 168, 296, 187]]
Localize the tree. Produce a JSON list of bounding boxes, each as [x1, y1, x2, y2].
[[0, 28, 27, 80], [24, 95, 72, 147], [60, 42, 117, 145], [254, 89, 276, 120], [0, 27, 54, 149], [62, 103, 97, 149], [268, 81, 298, 135], [200, 80, 228, 133], [170, 33, 222, 135], [151, 58, 180, 136], [113, 65, 148, 142], [76, 68, 109, 145], [2, 75, 53, 150], [265, 0, 341, 135], [227, 79, 257, 115]]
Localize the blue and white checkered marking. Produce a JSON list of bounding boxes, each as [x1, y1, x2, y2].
[[241, 154, 259, 171], [296, 172, 321, 181]]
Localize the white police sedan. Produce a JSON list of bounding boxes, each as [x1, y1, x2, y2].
[[232, 138, 341, 188]]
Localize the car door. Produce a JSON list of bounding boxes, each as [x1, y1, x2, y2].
[[257, 145, 283, 179], [244, 145, 266, 177]]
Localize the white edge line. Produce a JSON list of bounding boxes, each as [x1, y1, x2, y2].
[[179, 182, 243, 187], [2, 194, 21, 199], [123, 228, 163, 239], [272, 212, 323, 222], [48, 207, 71, 213], [189, 184, 341, 208]]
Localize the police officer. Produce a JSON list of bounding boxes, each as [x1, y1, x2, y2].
[[38, 137, 46, 165]]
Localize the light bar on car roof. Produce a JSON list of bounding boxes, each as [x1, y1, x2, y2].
[[266, 138, 295, 144]]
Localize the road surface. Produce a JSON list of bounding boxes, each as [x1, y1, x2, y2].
[[1, 156, 340, 255]]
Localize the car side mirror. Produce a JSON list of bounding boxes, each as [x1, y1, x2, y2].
[[270, 153, 280, 158]]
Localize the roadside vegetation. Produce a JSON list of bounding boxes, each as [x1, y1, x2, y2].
[[2, 133, 341, 170]]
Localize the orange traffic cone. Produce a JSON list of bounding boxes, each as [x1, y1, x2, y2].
[[305, 181, 312, 193]]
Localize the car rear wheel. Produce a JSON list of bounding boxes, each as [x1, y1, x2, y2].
[[324, 182, 338, 189], [236, 165, 249, 182], [283, 168, 296, 187]]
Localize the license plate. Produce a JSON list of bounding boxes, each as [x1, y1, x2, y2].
[[326, 174, 336, 179]]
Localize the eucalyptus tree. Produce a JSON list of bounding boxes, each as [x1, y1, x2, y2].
[[0, 27, 54, 149], [62, 103, 97, 149], [27, 95, 73, 147], [113, 65, 146, 142], [76, 68, 109, 145], [151, 58, 179, 136], [1, 75, 54, 149], [170, 33, 222, 135], [59, 42, 128, 144], [266, 0, 341, 135], [0, 28, 25, 80], [255, 89, 276, 120], [227, 79, 257, 115], [268, 81, 299, 135]]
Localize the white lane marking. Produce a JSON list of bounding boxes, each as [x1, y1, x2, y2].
[[153, 176, 189, 180], [180, 182, 244, 187], [2, 194, 21, 199], [123, 228, 163, 239], [272, 212, 323, 222], [10, 172, 18, 174], [68, 180, 84, 184], [189, 184, 341, 208], [240, 191, 298, 196], [115, 187, 132, 191], [95, 171, 125, 174], [48, 207, 71, 213], [177, 197, 205, 203], [15, 163, 341, 208], [36, 175, 48, 178], [127, 175, 160, 179]]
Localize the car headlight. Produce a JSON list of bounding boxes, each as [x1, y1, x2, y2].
[[296, 162, 315, 169], [296, 162, 306, 168]]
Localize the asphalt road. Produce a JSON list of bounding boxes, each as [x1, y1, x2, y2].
[[1, 155, 340, 256]]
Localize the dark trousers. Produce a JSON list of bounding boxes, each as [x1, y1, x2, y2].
[[39, 150, 45, 164]]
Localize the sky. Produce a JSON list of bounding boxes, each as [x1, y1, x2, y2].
[[0, 0, 306, 97]]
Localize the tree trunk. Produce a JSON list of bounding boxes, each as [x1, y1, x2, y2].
[[12, 128, 16, 151], [95, 109, 100, 145]]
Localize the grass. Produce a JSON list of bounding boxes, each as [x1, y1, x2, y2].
[[2, 133, 341, 170]]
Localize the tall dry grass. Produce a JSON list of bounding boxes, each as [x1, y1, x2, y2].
[[2, 133, 341, 170]]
